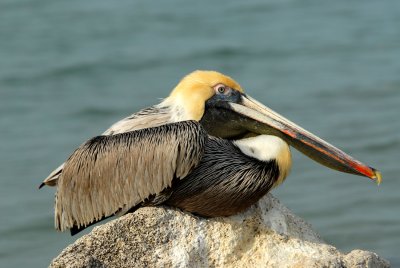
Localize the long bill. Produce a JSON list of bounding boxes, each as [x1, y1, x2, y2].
[[228, 95, 382, 184]]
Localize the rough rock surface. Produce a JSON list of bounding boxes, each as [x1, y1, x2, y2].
[[50, 194, 389, 268]]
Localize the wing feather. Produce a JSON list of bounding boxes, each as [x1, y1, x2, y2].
[[40, 105, 172, 188], [55, 121, 206, 231]]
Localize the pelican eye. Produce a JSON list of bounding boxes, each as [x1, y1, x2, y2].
[[214, 84, 230, 95]]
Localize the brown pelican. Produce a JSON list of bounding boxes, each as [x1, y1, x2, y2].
[[40, 70, 381, 235]]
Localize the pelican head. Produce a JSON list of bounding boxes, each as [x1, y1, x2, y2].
[[163, 70, 381, 182]]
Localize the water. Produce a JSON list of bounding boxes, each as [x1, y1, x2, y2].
[[1, 0, 399, 266]]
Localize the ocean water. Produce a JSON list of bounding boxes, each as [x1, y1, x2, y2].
[[1, 0, 399, 267]]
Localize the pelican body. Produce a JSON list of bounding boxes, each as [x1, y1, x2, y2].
[[40, 71, 381, 235]]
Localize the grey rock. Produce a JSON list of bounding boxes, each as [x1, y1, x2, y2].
[[50, 194, 390, 268]]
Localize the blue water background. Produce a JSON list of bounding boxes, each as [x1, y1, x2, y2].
[[1, 0, 399, 266]]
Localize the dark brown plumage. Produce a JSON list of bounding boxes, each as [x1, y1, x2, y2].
[[166, 136, 280, 217], [60, 121, 282, 235]]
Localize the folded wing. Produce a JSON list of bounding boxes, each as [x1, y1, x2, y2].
[[55, 121, 206, 231]]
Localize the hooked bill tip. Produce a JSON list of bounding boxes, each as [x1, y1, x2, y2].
[[371, 169, 382, 185]]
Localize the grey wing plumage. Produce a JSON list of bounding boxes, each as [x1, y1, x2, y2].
[[103, 105, 172, 135], [55, 120, 206, 231], [40, 105, 172, 188]]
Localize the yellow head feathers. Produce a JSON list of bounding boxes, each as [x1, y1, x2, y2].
[[167, 70, 244, 121]]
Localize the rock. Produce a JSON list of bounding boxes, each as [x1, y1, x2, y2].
[[50, 194, 390, 268]]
